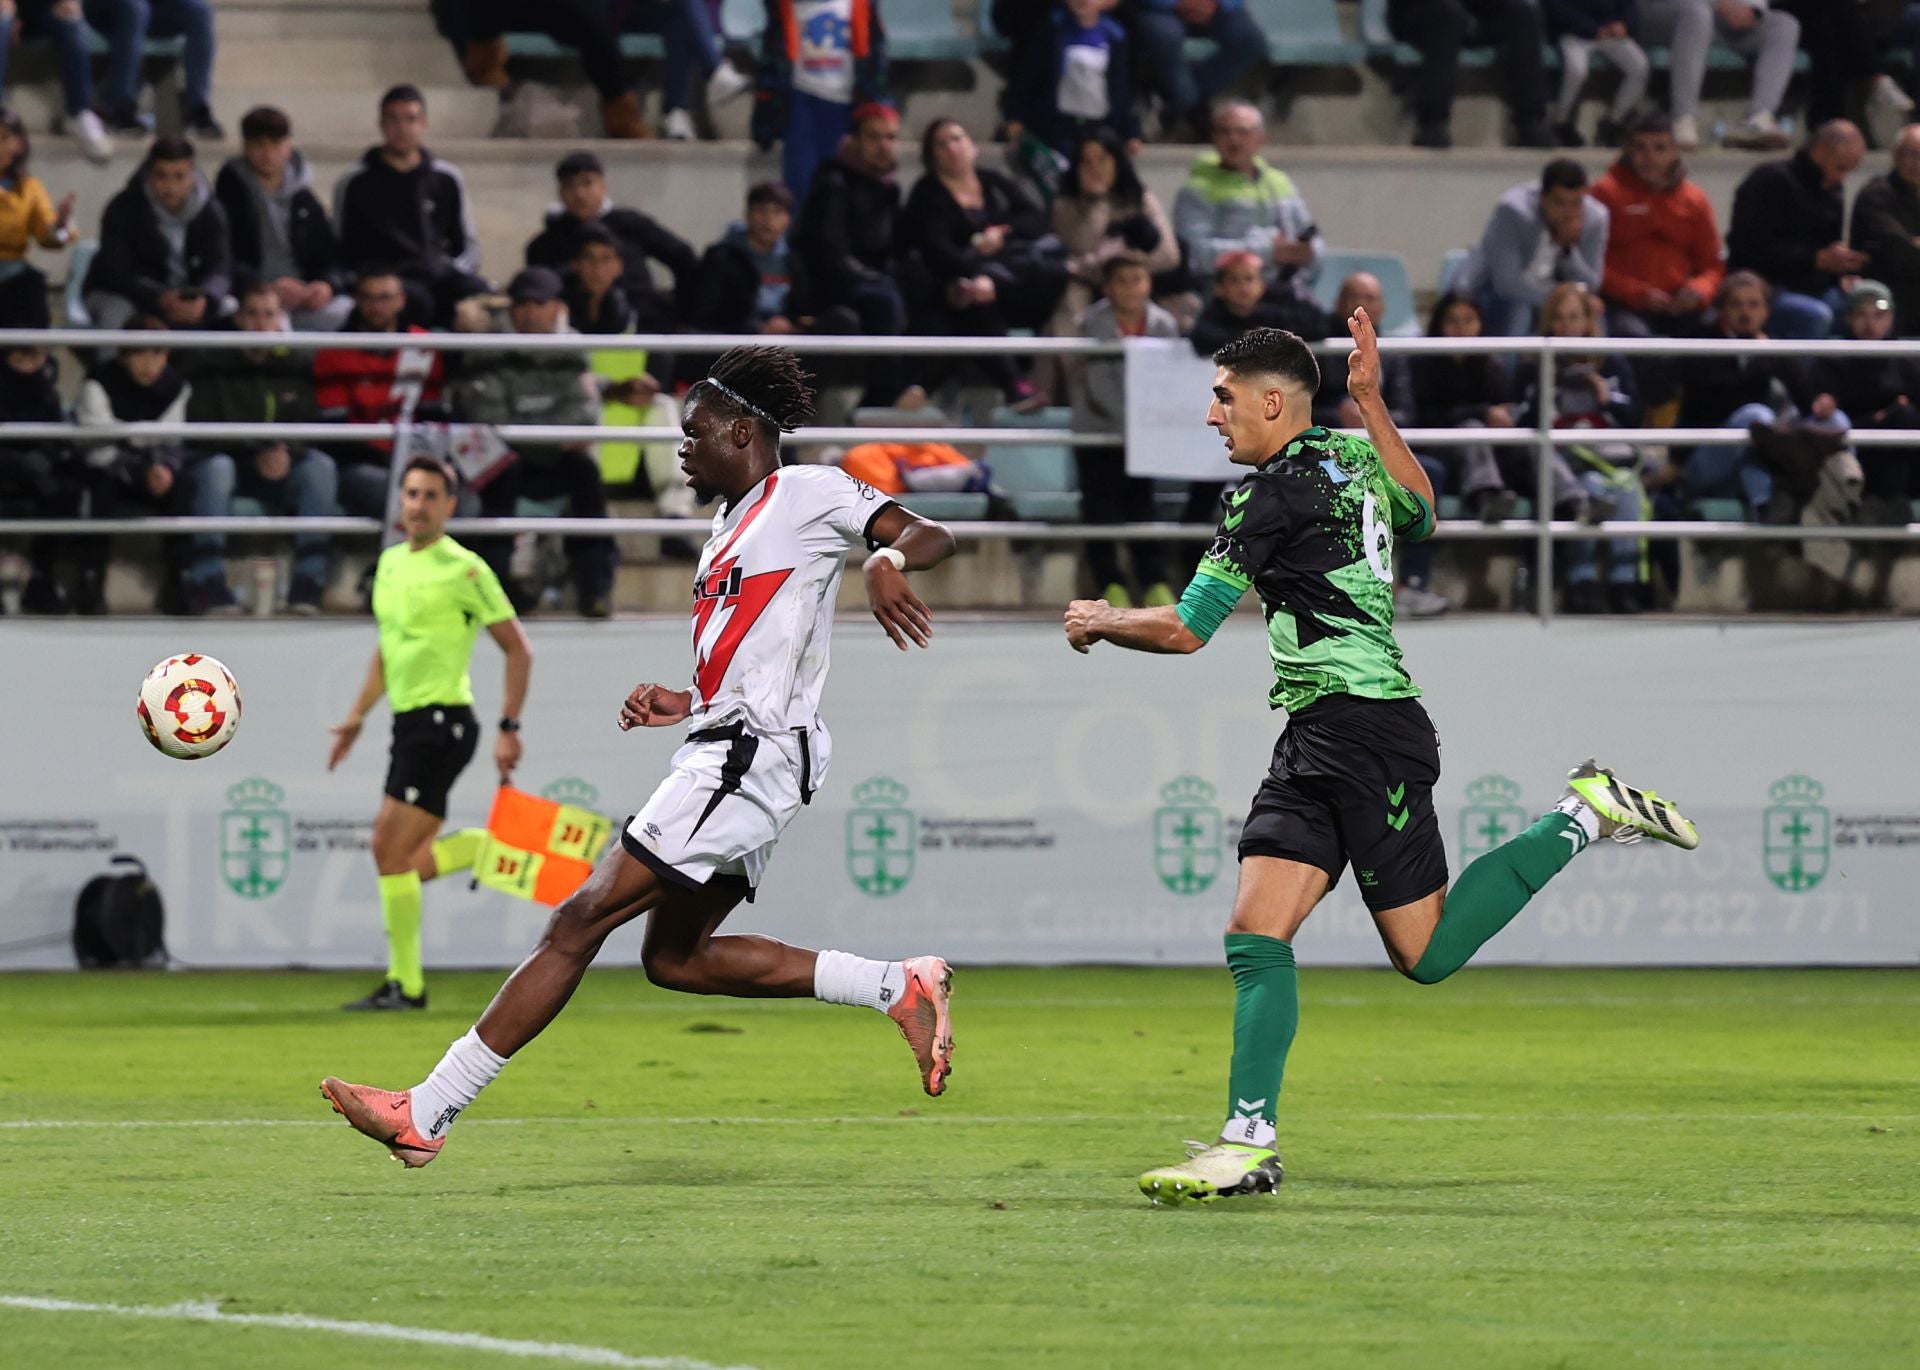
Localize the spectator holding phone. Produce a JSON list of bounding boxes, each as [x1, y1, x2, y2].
[[83, 136, 230, 332]]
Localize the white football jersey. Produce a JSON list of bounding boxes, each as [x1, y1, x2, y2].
[[687, 464, 893, 736]]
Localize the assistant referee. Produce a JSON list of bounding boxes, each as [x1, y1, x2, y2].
[[328, 454, 534, 1011]]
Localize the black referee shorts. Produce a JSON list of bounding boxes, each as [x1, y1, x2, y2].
[[384, 704, 480, 819], [1238, 694, 1449, 912]]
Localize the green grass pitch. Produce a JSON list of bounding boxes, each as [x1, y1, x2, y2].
[[2, 966, 1916, 1369]]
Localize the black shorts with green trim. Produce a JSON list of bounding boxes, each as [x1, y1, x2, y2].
[[1238, 694, 1448, 912]]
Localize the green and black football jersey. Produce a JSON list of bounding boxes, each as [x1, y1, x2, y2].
[[1191, 426, 1434, 714]]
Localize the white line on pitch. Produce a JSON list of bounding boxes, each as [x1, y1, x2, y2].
[[0, 1295, 753, 1369], [2, 1112, 1912, 1131]]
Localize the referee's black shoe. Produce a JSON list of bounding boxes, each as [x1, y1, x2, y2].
[[341, 979, 427, 1012]]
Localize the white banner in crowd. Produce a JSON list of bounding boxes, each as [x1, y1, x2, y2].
[[2, 618, 1916, 970], [1122, 338, 1239, 480]]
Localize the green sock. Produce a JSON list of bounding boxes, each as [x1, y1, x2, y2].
[[1409, 811, 1588, 985], [429, 826, 488, 880], [1222, 933, 1298, 1149], [378, 871, 425, 998]]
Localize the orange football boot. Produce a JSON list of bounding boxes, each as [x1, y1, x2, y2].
[[886, 957, 954, 1097], [319, 1077, 446, 1167]]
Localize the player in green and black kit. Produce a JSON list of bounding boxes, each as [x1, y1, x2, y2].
[[328, 455, 534, 1011], [1065, 314, 1700, 1204]]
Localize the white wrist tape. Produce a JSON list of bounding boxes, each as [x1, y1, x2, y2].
[[865, 547, 907, 572]]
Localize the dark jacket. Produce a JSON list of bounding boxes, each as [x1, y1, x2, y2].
[[1849, 171, 1920, 337], [794, 149, 902, 298], [687, 225, 821, 332], [1317, 352, 1416, 429], [333, 146, 481, 279], [563, 282, 637, 336], [214, 151, 343, 291], [1675, 327, 1810, 427], [1006, 10, 1140, 151], [1540, 0, 1637, 40], [1412, 352, 1514, 428], [899, 168, 1048, 285], [1726, 150, 1843, 298], [1188, 292, 1329, 358], [752, 0, 889, 148], [84, 168, 232, 312], [1807, 335, 1920, 425], [1514, 352, 1642, 429], [183, 342, 317, 459], [524, 203, 697, 332]]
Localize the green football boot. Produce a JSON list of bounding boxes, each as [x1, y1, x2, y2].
[[1565, 759, 1700, 849], [1138, 1141, 1284, 1205]]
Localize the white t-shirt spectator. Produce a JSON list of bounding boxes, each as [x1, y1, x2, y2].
[[794, 0, 858, 104]]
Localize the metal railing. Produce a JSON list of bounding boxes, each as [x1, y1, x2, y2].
[[1, 328, 1917, 621]]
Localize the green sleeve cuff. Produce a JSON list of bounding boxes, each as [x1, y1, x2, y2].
[[1400, 491, 1435, 542], [1176, 569, 1244, 642]]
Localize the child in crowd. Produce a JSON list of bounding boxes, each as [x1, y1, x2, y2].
[[1006, 0, 1140, 158]]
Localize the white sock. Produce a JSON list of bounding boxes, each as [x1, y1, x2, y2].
[[410, 1027, 508, 1139], [812, 950, 907, 1012], [1553, 794, 1602, 843], [1219, 1107, 1277, 1150]]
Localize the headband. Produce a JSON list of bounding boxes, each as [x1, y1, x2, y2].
[[700, 377, 789, 431]]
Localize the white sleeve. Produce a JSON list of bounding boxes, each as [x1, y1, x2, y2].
[[793, 465, 895, 552]]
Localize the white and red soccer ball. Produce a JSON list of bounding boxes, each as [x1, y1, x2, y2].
[[138, 653, 241, 759]]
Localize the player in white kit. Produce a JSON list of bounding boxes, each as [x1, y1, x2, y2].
[[320, 347, 961, 1167]]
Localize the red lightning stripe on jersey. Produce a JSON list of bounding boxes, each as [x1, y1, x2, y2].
[[690, 474, 790, 708]]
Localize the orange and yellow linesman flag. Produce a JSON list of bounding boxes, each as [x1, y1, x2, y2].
[[472, 786, 612, 906]]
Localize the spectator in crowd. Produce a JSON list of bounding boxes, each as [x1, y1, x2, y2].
[[1589, 111, 1723, 342], [1386, 0, 1555, 149], [1, 1, 111, 161], [334, 86, 490, 328], [524, 151, 697, 336], [611, 0, 754, 142], [1849, 125, 1920, 336], [85, 0, 221, 139], [563, 224, 639, 335], [453, 266, 616, 617], [83, 136, 230, 332], [1006, 1, 1140, 159], [899, 117, 1065, 408], [1776, 0, 1914, 145], [1726, 119, 1867, 340], [1543, 0, 1648, 148], [1412, 291, 1533, 523], [1676, 270, 1811, 514], [1515, 282, 1647, 612], [0, 335, 79, 614], [0, 108, 74, 328], [314, 267, 448, 518], [1038, 129, 1178, 398], [1806, 279, 1920, 509], [1121, 1, 1268, 142], [752, 0, 889, 200], [1637, 0, 1798, 151], [1173, 100, 1323, 297], [215, 107, 350, 332], [438, 0, 650, 139], [1318, 274, 1449, 617], [72, 316, 190, 614], [1460, 157, 1609, 336], [688, 181, 842, 336], [1187, 248, 1326, 355], [179, 279, 338, 615], [1069, 255, 1177, 608]]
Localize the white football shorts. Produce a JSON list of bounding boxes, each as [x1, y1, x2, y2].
[[621, 722, 827, 893]]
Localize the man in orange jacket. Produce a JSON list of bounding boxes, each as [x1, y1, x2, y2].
[[1588, 111, 1725, 343]]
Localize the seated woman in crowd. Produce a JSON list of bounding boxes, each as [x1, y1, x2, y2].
[[900, 117, 1067, 409], [1515, 281, 1650, 612], [0, 107, 74, 329]]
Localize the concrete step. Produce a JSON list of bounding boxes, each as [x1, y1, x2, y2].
[[212, 38, 465, 92], [210, 85, 502, 144]]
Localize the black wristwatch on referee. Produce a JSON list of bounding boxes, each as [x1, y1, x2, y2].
[[498, 716, 522, 734]]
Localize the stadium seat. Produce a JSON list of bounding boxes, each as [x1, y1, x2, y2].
[[1310, 250, 1418, 337], [1436, 248, 1472, 300], [988, 405, 1080, 521], [1246, 0, 1367, 65], [63, 239, 98, 328], [1690, 498, 1748, 522], [887, 0, 982, 62]]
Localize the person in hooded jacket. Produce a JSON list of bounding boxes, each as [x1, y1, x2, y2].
[[523, 150, 697, 337], [333, 86, 490, 329], [83, 136, 230, 332], [215, 106, 350, 332]]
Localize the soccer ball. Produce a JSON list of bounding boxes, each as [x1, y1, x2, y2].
[[138, 653, 241, 760]]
